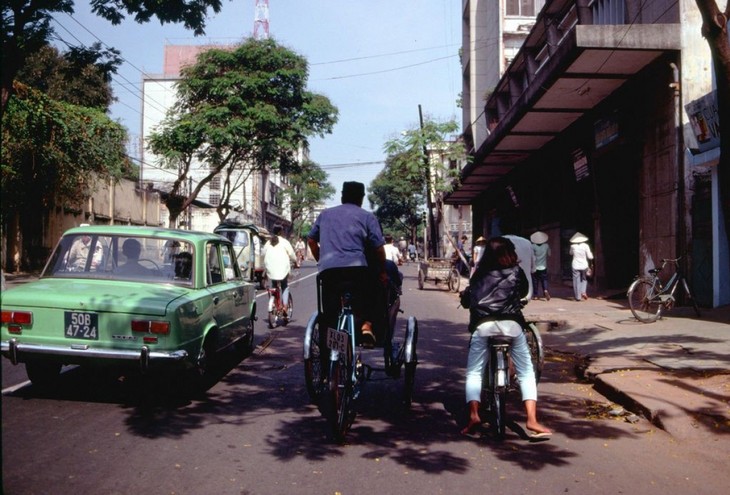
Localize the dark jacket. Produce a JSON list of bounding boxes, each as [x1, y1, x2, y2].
[[468, 265, 528, 333]]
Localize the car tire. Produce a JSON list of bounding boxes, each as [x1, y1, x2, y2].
[[26, 361, 62, 389]]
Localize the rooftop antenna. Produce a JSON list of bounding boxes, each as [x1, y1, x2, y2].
[[254, 0, 270, 40]]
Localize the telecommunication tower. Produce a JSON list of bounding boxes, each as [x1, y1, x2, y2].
[[254, 0, 270, 40]]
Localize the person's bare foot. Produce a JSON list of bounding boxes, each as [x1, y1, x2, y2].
[[460, 418, 482, 436], [526, 420, 552, 435]]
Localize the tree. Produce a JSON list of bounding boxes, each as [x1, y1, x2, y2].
[[1, 83, 132, 270], [695, 0, 730, 246], [284, 159, 335, 239], [382, 117, 466, 256], [369, 152, 426, 241], [16, 43, 121, 110], [147, 38, 338, 225], [1, 0, 223, 115]]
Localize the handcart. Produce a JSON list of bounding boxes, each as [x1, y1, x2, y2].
[[417, 258, 461, 292]]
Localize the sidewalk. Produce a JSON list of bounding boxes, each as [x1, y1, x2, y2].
[[520, 281, 730, 443]]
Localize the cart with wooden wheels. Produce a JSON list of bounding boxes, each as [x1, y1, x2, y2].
[[417, 258, 460, 292]]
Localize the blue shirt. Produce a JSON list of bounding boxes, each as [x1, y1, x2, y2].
[[308, 203, 385, 272]]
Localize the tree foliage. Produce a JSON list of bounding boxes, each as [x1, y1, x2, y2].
[[369, 153, 425, 239], [16, 43, 121, 110], [694, 0, 730, 247], [147, 38, 338, 224], [1, 82, 132, 213], [1, 0, 223, 114], [376, 118, 465, 242], [284, 159, 335, 239]]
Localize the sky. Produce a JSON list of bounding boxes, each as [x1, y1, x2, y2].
[[52, 0, 462, 206]]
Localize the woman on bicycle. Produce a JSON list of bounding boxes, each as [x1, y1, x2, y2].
[[462, 236, 552, 438], [262, 225, 298, 313]]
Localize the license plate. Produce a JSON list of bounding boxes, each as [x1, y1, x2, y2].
[[64, 311, 99, 340], [327, 328, 348, 354]]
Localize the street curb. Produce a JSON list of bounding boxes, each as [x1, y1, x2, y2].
[[591, 374, 668, 432]]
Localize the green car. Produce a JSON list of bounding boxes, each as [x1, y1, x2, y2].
[[1, 225, 257, 389]]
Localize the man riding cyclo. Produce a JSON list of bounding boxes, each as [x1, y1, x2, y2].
[[307, 181, 391, 350]]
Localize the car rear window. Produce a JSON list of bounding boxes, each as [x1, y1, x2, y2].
[[45, 234, 195, 284]]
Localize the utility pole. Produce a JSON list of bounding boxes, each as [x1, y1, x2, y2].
[[254, 0, 270, 40], [419, 104, 438, 258]]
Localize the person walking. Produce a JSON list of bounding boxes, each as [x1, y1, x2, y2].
[[307, 181, 387, 347], [569, 232, 594, 301], [530, 231, 551, 300]]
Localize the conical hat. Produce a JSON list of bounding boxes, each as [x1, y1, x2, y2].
[[530, 231, 548, 244], [570, 232, 588, 243]]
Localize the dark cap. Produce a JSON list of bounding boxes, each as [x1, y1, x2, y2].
[[342, 181, 365, 198]]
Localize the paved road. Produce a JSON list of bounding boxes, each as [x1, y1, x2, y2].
[[2, 263, 729, 494]]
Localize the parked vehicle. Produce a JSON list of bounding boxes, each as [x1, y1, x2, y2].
[[214, 220, 270, 289], [0, 226, 257, 390]]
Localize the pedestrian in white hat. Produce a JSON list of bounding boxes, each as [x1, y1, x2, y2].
[[569, 232, 594, 301], [530, 231, 551, 300]]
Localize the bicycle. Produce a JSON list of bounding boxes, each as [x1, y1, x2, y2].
[[481, 320, 544, 440], [267, 280, 293, 329], [627, 256, 701, 323], [303, 276, 418, 443]]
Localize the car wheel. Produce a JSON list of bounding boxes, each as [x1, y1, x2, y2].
[[26, 361, 62, 389], [192, 333, 222, 392]]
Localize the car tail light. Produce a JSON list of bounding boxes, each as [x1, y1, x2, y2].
[[131, 320, 170, 335], [1, 310, 32, 325]]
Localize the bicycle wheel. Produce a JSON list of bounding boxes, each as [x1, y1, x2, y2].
[[628, 277, 662, 323], [267, 310, 276, 329], [303, 312, 325, 403], [487, 350, 507, 440], [325, 343, 354, 444], [403, 316, 419, 407], [524, 323, 544, 384], [448, 268, 460, 293], [283, 294, 294, 325], [681, 278, 702, 318]]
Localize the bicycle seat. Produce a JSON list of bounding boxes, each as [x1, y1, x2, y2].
[[648, 268, 661, 275], [488, 335, 513, 346]]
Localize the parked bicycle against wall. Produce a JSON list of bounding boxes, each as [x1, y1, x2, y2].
[[627, 256, 701, 323], [482, 320, 544, 440], [267, 280, 293, 329]]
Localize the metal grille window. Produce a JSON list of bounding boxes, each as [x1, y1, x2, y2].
[[506, 0, 544, 17]]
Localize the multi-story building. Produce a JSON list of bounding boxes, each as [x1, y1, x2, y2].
[[141, 44, 293, 234], [453, 0, 728, 307]]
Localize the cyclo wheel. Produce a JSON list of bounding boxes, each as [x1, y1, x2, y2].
[[325, 340, 354, 444], [403, 316, 419, 407], [448, 267, 460, 293], [628, 277, 662, 323], [303, 312, 326, 403], [523, 322, 544, 383]]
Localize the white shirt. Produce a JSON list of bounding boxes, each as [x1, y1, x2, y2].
[[570, 242, 594, 270], [384, 243, 401, 263], [262, 237, 296, 280]]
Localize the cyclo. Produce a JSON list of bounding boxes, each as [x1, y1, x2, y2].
[[303, 263, 418, 443]]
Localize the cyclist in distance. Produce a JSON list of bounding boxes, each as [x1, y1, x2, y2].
[[462, 236, 552, 438], [307, 181, 388, 348], [262, 225, 298, 314]]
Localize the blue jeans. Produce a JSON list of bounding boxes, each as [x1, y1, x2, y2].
[[465, 326, 537, 403]]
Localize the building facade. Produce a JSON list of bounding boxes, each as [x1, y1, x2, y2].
[[453, 0, 728, 307]]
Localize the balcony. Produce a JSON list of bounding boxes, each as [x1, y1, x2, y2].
[[448, 0, 681, 204]]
